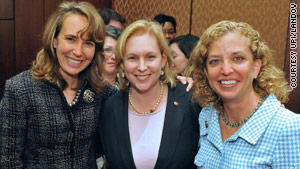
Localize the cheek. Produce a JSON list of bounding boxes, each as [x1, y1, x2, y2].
[[84, 48, 96, 60], [123, 62, 135, 73], [57, 40, 72, 50], [205, 68, 218, 81]]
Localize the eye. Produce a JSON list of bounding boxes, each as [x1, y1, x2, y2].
[[208, 59, 220, 65], [85, 41, 95, 46], [148, 55, 156, 59], [127, 56, 136, 60], [66, 37, 75, 42], [233, 56, 244, 62]]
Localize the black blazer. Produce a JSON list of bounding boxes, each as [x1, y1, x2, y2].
[[98, 83, 201, 169]]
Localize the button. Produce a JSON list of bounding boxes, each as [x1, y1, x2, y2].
[[205, 121, 209, 128], [174, 101, 179, 106]]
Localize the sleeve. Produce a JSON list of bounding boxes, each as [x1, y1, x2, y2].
[[273, 112, 300, 168], [188, 89, 202, 134], [0, 78, 28, 169]]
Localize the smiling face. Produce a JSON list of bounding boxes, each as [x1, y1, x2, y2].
[[54, 14, 95, 80], [205, 32, 261, 103], [121, 33, 167, 94], [102, 36, 117, 77], [170, 43, 189, 74]]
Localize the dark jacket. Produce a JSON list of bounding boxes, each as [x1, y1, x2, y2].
[[98, 82, 201, 169], [0, 70, 117, 169]]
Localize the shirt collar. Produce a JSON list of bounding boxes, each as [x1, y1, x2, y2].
[[238, 94, 281, 145]]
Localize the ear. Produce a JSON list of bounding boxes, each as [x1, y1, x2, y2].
[[204, 66, 208, 77], [161, 53, 168, 68], [53, 38, 58, 49], [253, 59, 262, 78], [120, 62, 124, 70]]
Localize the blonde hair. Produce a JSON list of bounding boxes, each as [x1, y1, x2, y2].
[[115, 19, 176, 90], [191, 20, 291, 110], [31, 1, 106, 91]]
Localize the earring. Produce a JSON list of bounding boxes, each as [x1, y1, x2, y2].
[[121, 71, 125, 78], [161, 69, 164, 76]]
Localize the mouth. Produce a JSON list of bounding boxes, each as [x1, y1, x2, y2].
[[67, 57, 82, 65], [136, 75, 150, 81], [108, 62, 115, 65], [220, 80, 237, 85]]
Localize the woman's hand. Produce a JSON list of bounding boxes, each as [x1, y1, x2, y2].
[[176, 76, 194, 92]]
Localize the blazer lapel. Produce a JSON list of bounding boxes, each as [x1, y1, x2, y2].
[[114, 91, 136, 169], [154, 85, 185, 168]]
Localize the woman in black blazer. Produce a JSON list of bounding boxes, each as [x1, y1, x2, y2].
[[98, 19, 201, 169]]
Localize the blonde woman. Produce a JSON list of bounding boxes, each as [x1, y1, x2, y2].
[[98, 19, 201, 169]]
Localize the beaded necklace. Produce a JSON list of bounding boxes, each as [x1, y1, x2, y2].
[[221, 96, 266, 127], [129, 81, 164, 114], [68, 89, 81, 107]]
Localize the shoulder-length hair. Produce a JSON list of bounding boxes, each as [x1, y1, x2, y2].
[[191, 20, 291, 110], [31, 1, 106, 92], [115, 19, 176, 90]]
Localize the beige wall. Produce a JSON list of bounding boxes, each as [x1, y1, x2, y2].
[[114, 0, 290, 69], [114, 0, 192, 36]]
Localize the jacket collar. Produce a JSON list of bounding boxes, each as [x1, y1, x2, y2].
[[114, 83, 187, 168]]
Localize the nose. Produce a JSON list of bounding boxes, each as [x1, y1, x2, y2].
[[165, 33, 171, 40], [111, 53, 115, 60], [72, 43, 83, 57], [138, 59, 147, 71], [221, 61, 233, 75]]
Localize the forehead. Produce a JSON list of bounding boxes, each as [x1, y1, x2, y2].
[[125, 33, 160, 53], [209, 32, 250, 51], [104, 36, 117, 46], [109, 20, 123, 30], [60, 14, 89, 38], [163, 22, 174, 30]]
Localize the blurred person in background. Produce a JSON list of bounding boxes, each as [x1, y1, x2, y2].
[[153, 14, 177, 43], [98, 8, 125, 30], [100, 25, 122, 89], [170, 34, 199, 76]]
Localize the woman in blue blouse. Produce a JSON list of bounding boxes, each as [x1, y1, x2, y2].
[[191, 20, 300, 168]]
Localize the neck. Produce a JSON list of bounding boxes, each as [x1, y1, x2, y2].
[[130, 81, 165, 114], [222, 92, 261, 123], [102, 73, 116, 85]]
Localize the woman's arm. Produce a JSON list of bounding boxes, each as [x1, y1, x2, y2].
[[0, 79, 28, 169], [176, 76, 194, 92]]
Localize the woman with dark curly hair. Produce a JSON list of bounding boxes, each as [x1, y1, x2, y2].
[[191, 20, 300, 168]]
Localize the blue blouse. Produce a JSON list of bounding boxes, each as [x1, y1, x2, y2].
[[194, 94, 300, 168]]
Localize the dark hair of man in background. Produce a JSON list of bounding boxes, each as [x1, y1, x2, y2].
[[153, 13, 177, 33], [98, 8, 125, 25]]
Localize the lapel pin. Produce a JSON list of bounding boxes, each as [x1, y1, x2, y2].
[[174, 101, 179, 106]]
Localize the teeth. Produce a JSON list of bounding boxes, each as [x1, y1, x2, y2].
[[221, 80, 237, 85], [137, 75, 148, 80], [68, 58, 81, 64]]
